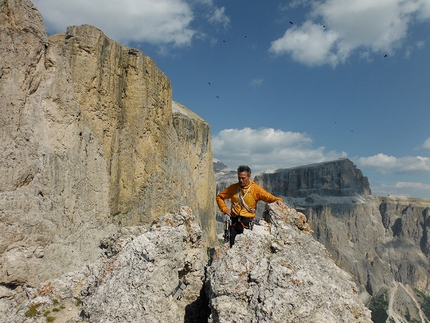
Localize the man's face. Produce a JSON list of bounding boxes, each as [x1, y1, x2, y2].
[[238, 171, 251, 187]]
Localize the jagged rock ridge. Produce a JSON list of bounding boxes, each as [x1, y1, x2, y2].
[[2, 204, 372, 323], [207, 203, 372, 323]]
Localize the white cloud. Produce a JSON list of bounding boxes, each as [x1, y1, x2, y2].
[[212, 127, 346, 172], [357, 153, 397, 170], [251, 78, 263, 87], [394, 182, 430, 190], [270, 21, 340, 66], [357, 154, 430, 174], [33, 0, 221, 47], [208, 6, 230, 28], [213, 129, 430, 197], [372, 181, 430, 197], [270, 0, 430, 66], [423, 138, 430, 149]]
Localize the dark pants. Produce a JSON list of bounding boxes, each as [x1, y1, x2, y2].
[[230, 216, 252, 247]]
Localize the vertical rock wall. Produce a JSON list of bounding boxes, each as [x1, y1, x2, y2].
[[0, 0, 216, 290], [49, 25, 215, 232]]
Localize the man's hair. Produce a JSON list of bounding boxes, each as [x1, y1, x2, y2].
[[237, 165, 251, 175]]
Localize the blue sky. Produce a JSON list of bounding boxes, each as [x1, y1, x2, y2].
[[34, 0, 430, 198]]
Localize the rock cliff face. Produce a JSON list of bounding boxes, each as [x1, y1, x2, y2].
[[255, 159, 371, 197], [1, 205, 372, 323], [0, 0, 215, 294], [285, 195, 430, 322]]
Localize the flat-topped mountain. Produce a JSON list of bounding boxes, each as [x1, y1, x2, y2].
[[255, 158, 372, 197]]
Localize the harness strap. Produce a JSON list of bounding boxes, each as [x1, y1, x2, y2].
[[232, 184, 255, 213], [233, 215, 254, 230]]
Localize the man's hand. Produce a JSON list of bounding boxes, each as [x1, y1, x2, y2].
[[275, 200, 287, 208]]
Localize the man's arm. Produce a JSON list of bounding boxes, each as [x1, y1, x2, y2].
[[216, 184, 237, 215], [254, 185, 287, 208]]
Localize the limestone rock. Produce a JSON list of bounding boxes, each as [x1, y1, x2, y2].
[[79, 207, 208, 323], [1, 0, 113, 290], [207, 203, 372, 323], [3, 205, 374, 323], [215, 159, 430, 322], [255, 159, 371, 197], [48, 24, 216, 238], [1, 207, 209, 323], [0, 0, 215, 309], [282, 194, 430, 322]]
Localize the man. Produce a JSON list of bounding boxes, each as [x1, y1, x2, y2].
[[216, 165, 286, 246]]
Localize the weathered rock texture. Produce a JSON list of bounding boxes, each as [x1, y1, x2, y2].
[[2, 207, 209, 323], [0, 0, 215, 299], [2, 205, 373, 323], [248, 159, 430, 322], [207, 203, 372, 323], [48, 25, 215, 233], [255, 159, 371, 197], [286, 194, 430, 322], [80, 207, 209, 323]]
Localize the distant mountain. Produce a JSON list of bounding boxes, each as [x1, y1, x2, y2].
[[214, 158, 430, 323], [213, 158, 231, 173]]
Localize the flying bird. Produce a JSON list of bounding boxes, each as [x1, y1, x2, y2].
[[208, 82, 211, 85], [216, 96, 219, 99], [384, 54, 388, 57], [289, 21, 293, 24]]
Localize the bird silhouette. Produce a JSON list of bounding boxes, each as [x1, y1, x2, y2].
[[289, 21, 293, 24], [208, 82, 211, 85], [384, 54, 388, 57], [216, 96, 219, 99]]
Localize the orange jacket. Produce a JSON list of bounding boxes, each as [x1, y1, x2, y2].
[[216, 181, 282, 218]]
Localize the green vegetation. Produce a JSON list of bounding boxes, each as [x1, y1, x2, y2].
[[75, 299, 82, 306], [46, 315, 55, 322], [413, 288, 430, 320], [43, 310, 51, 316], [367, 289, 389, 323], [25, 304, 40, 317], [52, 308, 60, 312]]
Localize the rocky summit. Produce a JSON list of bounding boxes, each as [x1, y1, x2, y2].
[[244, 159, 430, 323], [207, 203, 372, 323], [2, 204, 373, 323]]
